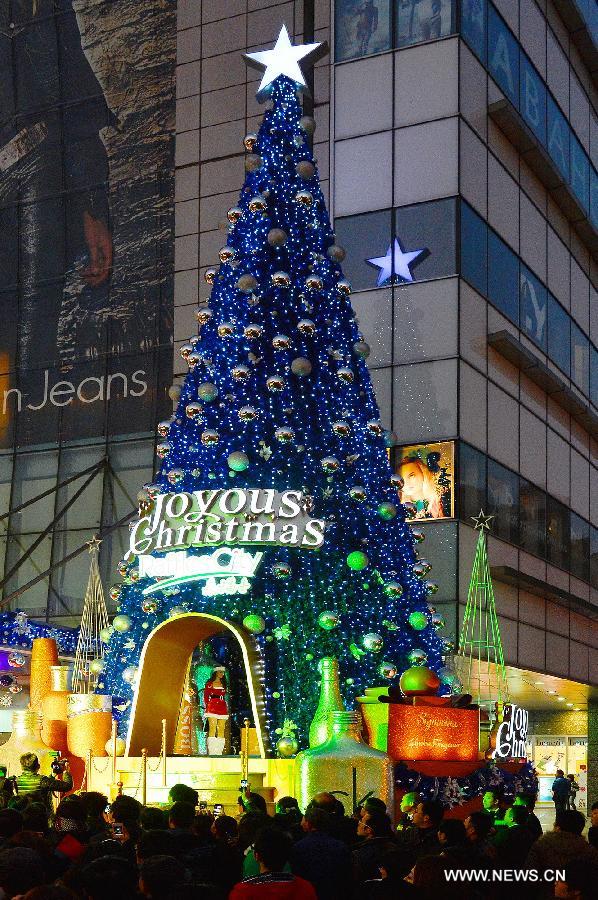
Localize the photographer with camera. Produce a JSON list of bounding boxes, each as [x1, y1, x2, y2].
[[16, 753, 72, 811]]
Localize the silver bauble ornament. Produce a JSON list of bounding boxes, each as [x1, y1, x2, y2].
[[168, 384, 181, 401], [187, 351, 202, 369], [332, 420, 350, 437], [204, 267, 217, 284], [267, 228, 287, 246], [218, 321, 235, 338], [337, 367, 354, 383], [272, 334, 291, 350], [185, 402, 203, 420], [179, 343, 193, 360], [169, 606, 187, 618], [363, 633, 384, 652], [431, 613, 446, 630], [198, 382, 219, 402], [227, 206, 243, 224], [296, 160, 315, 180], [349, 485, 366, 501], [402, 501, 417, 520], [378, 501, 398, 520], [336, 279, 352, 296], [277, 735, 299, 758], [411, 528, 425, 543], [442, 639, 455, 654], [112, 615, 132, 633], [412, 563, 427, 578], [295, 190, 314, 206], [384, 581, 403, 598], [237, 273, 258, 294], [305, 274, 323, 291], [244, 323, 263, 340], [156, 441, 171, 458], [272, 562, 292, 580], [196, 306, 213, 325], [141, 598, 159, 614], [327, 244, 346, 262], [408, 648, 428, 666], [228, 451, 249, 472], [425, 580, 439, 596], [248, 195, 267, 213], [275, 426, 295, 443], [244, 132, 258, 151], [291, 357, 312, 376], [238, 406, 258, 422], [218, 246, 235, 264], [122, 666, 138, 685], [109, 585, 121, 602], [367, 420, 384, 436], [89, 658, 105, 675], [201, 429, 219, 446], [245, 153, 262, 172], [232, 364, 251, 382], [321, 456, 340, 474], [418, 558, 432, 575], [167, 468, 185, 486], [379, 661, 398, 679], [271, 271, 291, 288], [299, 115, 316, 135], [353, 341, 371, 358], [266, 376, 285, 392], [297, 319, 316, 336], [391, 473, 404, 490]]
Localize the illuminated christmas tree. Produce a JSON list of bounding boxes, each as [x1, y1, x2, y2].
[[99, 29, 448, 748]]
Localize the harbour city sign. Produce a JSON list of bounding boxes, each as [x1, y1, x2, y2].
[[127, 488, 326, 596]]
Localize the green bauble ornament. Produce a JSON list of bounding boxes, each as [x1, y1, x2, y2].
[[276, 735, 299, 758], [399, 666, 440, 696], [362, 633, 383, 652], [243, 614, 266, 634], [408, 611, 428, 631], [347, 550, 369, 571], [228, 451, 249, 472], [378, 502, 398, 520], [99, 627, 113, 644], [318, 611, 340, 631], [89, 658, 105, 675], [112, 615, 132, 633]]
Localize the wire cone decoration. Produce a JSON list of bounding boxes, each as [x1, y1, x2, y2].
[[72, 538, 109, 694], [456, 511, 509, 709]]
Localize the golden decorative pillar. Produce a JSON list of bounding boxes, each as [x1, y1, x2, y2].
[[66, 694, 112, 758], [41, 665, 71, 753], [29, 638, 59, 711], [0, 709, 57, 776], [356, 686, 389, 751]]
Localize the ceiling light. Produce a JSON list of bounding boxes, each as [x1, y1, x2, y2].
[[547, 690, 556, 694], [534, 681, 544, 685], [557, 696, 565, 701]]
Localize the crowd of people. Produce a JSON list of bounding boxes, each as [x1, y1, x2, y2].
[[0, 753, 597, 898]]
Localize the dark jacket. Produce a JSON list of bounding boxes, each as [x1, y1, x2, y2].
[[395, 825, 441, 865], [291, 831, 353, 900], [353, 836, 398, 883], [551, 776, 571, 802]]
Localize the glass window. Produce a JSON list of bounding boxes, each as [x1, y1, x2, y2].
[[335, 210, 393, 291], [459, 442, 486, 522], [571, 322, 589, 396], [55, 445, 105, 532], [335, 0, 392, 62], [520, 265, 547, 350], [546, 495, 570, 570], [394, 197, 457, 282], [461, 0, 487, 62], [591, 345, 598, 409], [4, 534, 52, 616], [460, 202, 487, 296], [591, 167, 598, 233], [487, 459, 519, 545], [519, 479, 546, 559], [488, 5, 519, 106], [591, 526, 598, 591], [10, 451, 59, 534], [547, 97, 570, 182], [547, 294, 570, 378], [570, 135, 590, 212], [570, 513, 590, 582], [396, 0, 456, 49], [519, 54, 546, 145], [488, 230, 519, 324]]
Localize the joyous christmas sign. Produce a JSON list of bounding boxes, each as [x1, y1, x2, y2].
[[129, 488, 326, 556]]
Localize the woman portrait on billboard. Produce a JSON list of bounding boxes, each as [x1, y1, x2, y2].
[[398, 455, 446, 520]]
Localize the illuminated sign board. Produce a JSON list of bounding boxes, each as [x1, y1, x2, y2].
[[493, 704, 529, 760], [140, 547, 263, 597], [388, 705, 479, 762], [394, 442, 454, 520], [128, 488, 326, 559]]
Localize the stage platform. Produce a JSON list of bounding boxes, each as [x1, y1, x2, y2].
[[89, 755, 295, 814]]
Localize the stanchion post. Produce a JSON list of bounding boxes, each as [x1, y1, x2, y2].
[[241, 718, 250, 786], [111, 719, 118, 785], [86, 749, 92, 792], [161, 719, 167, 788], [141, 748, 148, 806]]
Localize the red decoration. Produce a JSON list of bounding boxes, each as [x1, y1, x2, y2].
[[388, 705, 479, 762]]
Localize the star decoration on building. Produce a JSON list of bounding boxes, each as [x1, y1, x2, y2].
[[367, 238, 428, 286], [472, 509, 494, 531], [87, 536, 102, 553], [244, 25, 327, 100]]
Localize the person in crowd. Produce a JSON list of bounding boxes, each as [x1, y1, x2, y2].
[[78, 855, 140, 900], [525, 810, 598, 898], [140, 806, 167, 831], [23, 802, 51, 838], [167, 783, 199, 808], [210, 814, 242, 891], [51, 796, 89, 871], [513, 792, 543, 841], [396, 792, 420, 831], [101, 795, 142, 863], [0, 846, 45, 898], [491, 804, 535, 867], [463, 811, 498, 864], [588, 800, 598, 849], [231, 826, 316, 899], [136, 828, 178, 863], [353, 811, 397, 882], [408, 854, 462, 899], [139, 853, 186, 899], [554, 859, 598, 900], [16, 754, 73, 811], [274, 797, 303, 840], [481, 789, 503, 825], [308, 792, 356, 845], [78, 793, 109, 838], [552, 770, 572, 815], [395, 800, 443, 863], [357, 797, 387, 820], [437, 818, 467, 859], [566, 774, 580, 811], [292, 804, 352, 900], [0, 807, 24, 843], [363, 848, 417, 898]]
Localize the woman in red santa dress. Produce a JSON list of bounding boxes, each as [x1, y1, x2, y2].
[[204, 667, 229, 756]]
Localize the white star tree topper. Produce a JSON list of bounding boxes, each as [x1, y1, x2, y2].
[[245, 25, 327, 100]]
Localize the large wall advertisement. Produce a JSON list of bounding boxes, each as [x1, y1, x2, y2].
[[0, 0, 175, 448]]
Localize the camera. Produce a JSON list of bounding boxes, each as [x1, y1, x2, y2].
[[51, 757, 67, 775], [240, 779, 248, 790], [213, 803, 223, 817]]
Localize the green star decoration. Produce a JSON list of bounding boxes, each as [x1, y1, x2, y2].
[[471, 509, 494, 531]]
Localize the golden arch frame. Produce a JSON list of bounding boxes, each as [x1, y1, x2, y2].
[[125, 613, 268, 757]]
